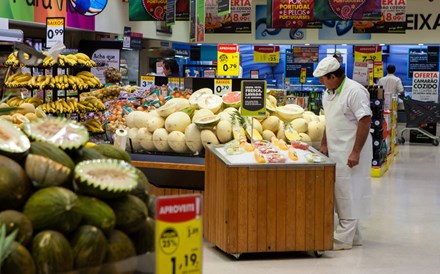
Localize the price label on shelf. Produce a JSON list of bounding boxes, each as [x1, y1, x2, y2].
[[217, 44, 240, 77], [156, 195, 203, 274], [214, 78, 232, 96], [254, 46, 280, 63], [46, 17, 65, 49], [140, 75, 155, 92]]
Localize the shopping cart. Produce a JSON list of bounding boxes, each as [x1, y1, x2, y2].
[[398, 98, 440, 146]]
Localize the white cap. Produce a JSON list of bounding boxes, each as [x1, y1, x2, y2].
[[313, 56, 341, 77]]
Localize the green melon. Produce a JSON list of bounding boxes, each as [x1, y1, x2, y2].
[[29, 141, 75, 170], [130, 169, 150, 204], [147, 195, 157, 219], [78, 196, 116, 234], [1, 241, 36, 274], [72, 147, 107, 164], [25, 154, 72, 188], [74, 159, 138, 199], [70, 225, 108, 272], [0, 155, 32, 211], [0, 210, 33, 246], [22, 117, 89, 151], [108, 194, 148, 234], [91, 144, 131, 163], [104, 229, 137, 263], [23, 187, 82, 234], [222, 91, 241, 108], [129, 217, 155, 255], [31, 230, 74, 274], [0, 118, 31, 160]]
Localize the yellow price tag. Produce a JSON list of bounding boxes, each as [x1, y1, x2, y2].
[[140, 75, 155, 91], [156, 195, 203, 274], [300, 68, 307, 83], [373, 61, 384, 78], [254, 46, 280, 63], [354, 46, 382, 62], [217, 44, 240, 76], [214, 78, 232, 96]]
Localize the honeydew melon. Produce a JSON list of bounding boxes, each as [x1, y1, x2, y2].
[[185, 124, 203, 153], [192, 108, 214, 123], [200, 130, 219, 148], [168, 131, 189, 153], [138, 128, 155, 151], [189, 88, 213, 108], [216, 120, 233, 143], [165, 112, 191, 133], [290, 118, 308, 133], [198, 94, 223, 113], [276, 104, 304, 122], [146, 116, 165, 133], [194, 115, 221, 129], [157, 101, 178, 118], [165, 97, 190, 111], [152, 128, 171, 152], [128, 128, 142, 152], [126, 111, 149, 128], [262, 116, 280, 133]]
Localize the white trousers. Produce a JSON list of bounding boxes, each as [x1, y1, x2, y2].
[[334, 218, 362, 245]]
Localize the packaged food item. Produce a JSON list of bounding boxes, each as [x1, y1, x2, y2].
[[224, 140, 246, 155], [266, 152, 287, 163], [304, 153, 325, 163], [291, 140, 309, 150]]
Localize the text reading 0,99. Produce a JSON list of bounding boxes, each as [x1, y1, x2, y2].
[[47, 29, 64, 39]]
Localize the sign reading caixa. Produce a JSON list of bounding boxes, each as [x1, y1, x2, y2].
[[10, 0, 107, 16], [407, 13, 440, 30]]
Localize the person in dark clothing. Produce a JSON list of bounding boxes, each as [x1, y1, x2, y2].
[[162, 59, 180, 77]]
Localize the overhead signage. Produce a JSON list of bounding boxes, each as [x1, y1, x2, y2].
[[156, 195, 203, 274], [217, 0, 230, 16], [130, 32, 143, 50], [217, 44, 240, 77], [354, 46, 382, 62], [353, 18, 406, 34], [123, 26, 131, 49], [166, 0, 176, 26], [254, 46, 280, 63], [314, 0, 381, 20], [382, 0, 406, 22], [241, 80, 267, 117], [214, 78, 232, 96], [269, 0, 314, 28], [190, 0, 205, 42], [46, 17, 65, 49], [205, 0, 251, 33], [411, 71, 439, 102], [408, 47, 439, 78]]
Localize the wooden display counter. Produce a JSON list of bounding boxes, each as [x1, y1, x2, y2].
[[204, 146, 335, 255]]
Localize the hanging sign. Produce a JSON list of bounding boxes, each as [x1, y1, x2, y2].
[[217, 44, 240, 76], [382, 0, 406, 22], [254, 46, 280, 63], [217, 0, 230, 16], [241, 80, 267, 116], [300, 68, 307, 83], [46, 17, 65, 49], [214, 78, 232, 96], [270, 0, 314, 28], [166, 0, 177, 26], [156, 195, 203, 274], [140, 75, 155, 91], [354, 46, 382, 63], [412, 71, 439, 103], [374, 61, 384, 79]]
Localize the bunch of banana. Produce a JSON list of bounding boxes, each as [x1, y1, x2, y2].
[[82, 119, 105, 133], [41, 55, 57, 67], [75, 53, 96, 67], [80, 96, 106, 111], [39, 99, 73, 114], [24, 97, 43, 108], [4, 51, 20, 67], [28, 75, 53, 90], [6, 96, 25, 107], [76, 71, 103, 89], [5, 73, 32, 88]]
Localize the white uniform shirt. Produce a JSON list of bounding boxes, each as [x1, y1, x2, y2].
[[377, 73, 404, 109]]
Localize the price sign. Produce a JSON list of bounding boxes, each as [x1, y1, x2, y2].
[[374, 61, 384, 79], [300, 68, 307, 83], [46, 17, 65, 49], [254, 46, 280, 63], [156, 195, 203, 274], [354, 46, 382, 63], [217, 44, 240, 77], [167, 77, 181, 91], [214, 78, 232, 96], [241, 80, 266, 117], [140, 75, 155, 92]]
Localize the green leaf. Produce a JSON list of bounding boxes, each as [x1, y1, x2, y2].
[[0, 224, 18, 272], [0, 107, 19, 115]]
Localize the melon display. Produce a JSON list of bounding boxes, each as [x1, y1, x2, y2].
[[200, 130, 219, 148], [222, 91, 241, 108], [108, 194, 148, 234], [216, 120, 233, 143], [138, 128, 155, 151], [290, 118, 308, 133], [0, 118, 31, 160], [275, 105, 304, 122], [192, 108, 214, 123], [128, 128, 142, 152], [194, 115, 221, 129], [146, 115, 165, 133], [125, 111, 149, 128], [91, 144, 131, 163], [262, 116, 280, 133], [165, 97, 190, 111], [103, 230, 136, 263], [129, 217, 155, 255], [307, 120, 325, 142], [156, 101, 178, 118]]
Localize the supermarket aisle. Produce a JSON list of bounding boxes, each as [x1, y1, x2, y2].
[[202, 143, 440, 274]]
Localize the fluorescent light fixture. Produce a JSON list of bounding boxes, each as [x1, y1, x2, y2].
[[305, 43, 310, 46], [418, 43, 424, 46], [379, 43, 385, 46]]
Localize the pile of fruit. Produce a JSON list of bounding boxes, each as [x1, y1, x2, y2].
[[0, 116, 154, 274], [123, 88, 325, 154], [0, 97, 45, 128], [5, 51, 96, 68]]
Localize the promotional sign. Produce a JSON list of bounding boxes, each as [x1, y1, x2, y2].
[[353, 19, 406, 34], [241, 80, 266, 116], [354, 46, 382, 63], [314, 0, 381, 20], [214, 78, 232, 96], [319, 20, 371, 40], [46, 17, 65, 49], [408, 47, 439, 78], [254, 46, 280, 63], [166, 0, 176, 25], [203, 69, 216, 78], [299, 68, 307, 83], [353, 62, 369, 86], [411, 71, 439, 103], [269, 0, 314, 28], [205, 0, 251, 33], [90, 49, 121, 84], [167, 77, 181, 91], [374, 61, 384, 79], [129, 0, 167, 21], [285, 48, 316, 78], [217, 0, 230, 16], [255, 5, 307, 40], [382, 0, 406, 22], [156, 195, 202, 274], [123, 26, 131, 49], [250, 70, 259, 79], [140, 75, 155, 91], [217, 44, 240, 77], [190, 0, 205, 42]]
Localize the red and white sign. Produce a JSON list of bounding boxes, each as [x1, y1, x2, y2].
[[412, 71, 439, 103], [382, 0, 406, 22], [156, 195, 202, 223]]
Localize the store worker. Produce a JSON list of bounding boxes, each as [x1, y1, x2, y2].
[[103, 67, 122, 86], [377, 64, 404, 110], [162, 59, 180, 77], [313, 56, 373, 251]]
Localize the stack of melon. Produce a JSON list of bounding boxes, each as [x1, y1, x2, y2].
[[125, 89, 326, 154], [0, 117, 154, 274]]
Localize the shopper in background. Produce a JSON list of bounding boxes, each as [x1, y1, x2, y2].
[[162, 59, 180, 77], [378, 64, 404, 110], [103, 67, 122, 86], [313, 56, 373, 251]]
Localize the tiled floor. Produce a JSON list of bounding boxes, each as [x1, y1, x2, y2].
[[202, 141, 440, 273]]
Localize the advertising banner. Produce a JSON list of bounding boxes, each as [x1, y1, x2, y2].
[[285, 47, 318, 78], [205, 0, 251, 33], [254, 46, 280, 63], [189, 0, 205, 42], [314, 0, 381, 21], [411, 71, 439, 103], [129, 0, 167, 21], [241, 80, 267, 117], [90, 49, 121, 84], [0, 1, 95, 31], [319, 20, 371, 40], [382, 0, 406, 22], [166, 0, 176, 25], [408, 47, 440, 78], [255, 5, 306, 40], [353, 18, 406, 34], [269, 0, 314, 28]]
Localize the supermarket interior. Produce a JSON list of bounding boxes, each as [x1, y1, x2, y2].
[[1, 0, 440, 273]]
